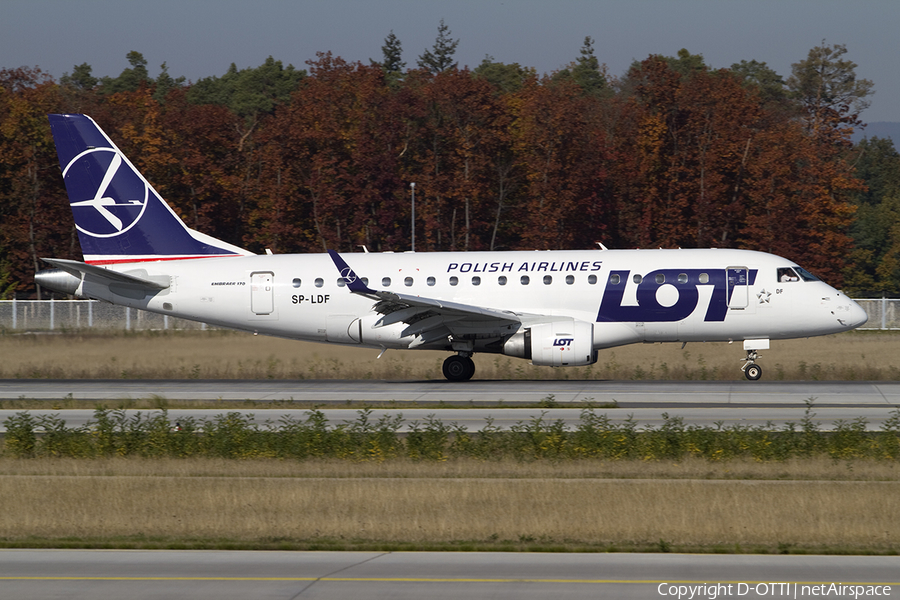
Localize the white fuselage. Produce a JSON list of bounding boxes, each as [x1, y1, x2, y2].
[[78, 248, 867, 353]]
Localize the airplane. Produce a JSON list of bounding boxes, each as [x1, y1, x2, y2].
[[35, 113, 869, 381]]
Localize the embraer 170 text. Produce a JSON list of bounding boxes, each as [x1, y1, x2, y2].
[[36, 114, 868, 381]]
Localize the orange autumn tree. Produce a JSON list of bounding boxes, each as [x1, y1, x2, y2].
[[0, 68, 70, 297], [251, 54, 409, 253], [510, 75, 610, 250]]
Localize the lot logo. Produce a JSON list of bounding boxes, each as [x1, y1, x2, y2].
[[553, 338, 574, 347], [597, 269, 757, 323], [63, 148, 148, 238]]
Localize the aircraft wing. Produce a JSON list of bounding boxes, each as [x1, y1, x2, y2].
[[328, 250, 542, 347]]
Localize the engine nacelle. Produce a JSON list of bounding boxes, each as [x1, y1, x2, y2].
[[34, 269, 82, 296], [503, 320, 597, 367]]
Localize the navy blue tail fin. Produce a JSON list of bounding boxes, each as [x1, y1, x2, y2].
[[48, 114, 251, 265]]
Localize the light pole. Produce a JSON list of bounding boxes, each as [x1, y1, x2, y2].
[[410, 182, 416, 252]]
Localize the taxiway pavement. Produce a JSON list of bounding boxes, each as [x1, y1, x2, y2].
[[2, 550, 897, 600]]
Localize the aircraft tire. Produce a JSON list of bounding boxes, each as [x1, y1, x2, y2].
[[745, 364, 762, 381], [463, 356, 475, 380], [443, 355, 475, 381]]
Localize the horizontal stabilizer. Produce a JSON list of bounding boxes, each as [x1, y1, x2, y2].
[[41, 258, 169, 290]]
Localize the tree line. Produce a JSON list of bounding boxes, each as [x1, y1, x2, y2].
[[1, 30, 898, 299]]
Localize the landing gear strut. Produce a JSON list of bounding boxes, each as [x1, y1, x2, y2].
[[442, 354, 475, 382], [741, 350, 763, 381]]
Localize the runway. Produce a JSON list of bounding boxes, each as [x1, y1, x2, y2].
[[3, 378, 900, 405], [2, 380, 898, 430], [1, 550, 896, 600]]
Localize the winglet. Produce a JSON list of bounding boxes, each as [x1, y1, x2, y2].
[[328, 250, 377, 294]]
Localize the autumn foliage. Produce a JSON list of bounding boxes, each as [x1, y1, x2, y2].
[[0, 50, 869, 297]]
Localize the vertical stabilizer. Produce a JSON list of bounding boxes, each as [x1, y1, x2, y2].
[[48, 113, 252, 265]]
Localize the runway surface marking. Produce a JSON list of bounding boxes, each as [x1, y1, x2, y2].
[[3, 576, 898, 585]]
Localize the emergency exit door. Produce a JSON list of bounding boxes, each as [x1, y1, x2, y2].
[[251, 271, 274, 315]]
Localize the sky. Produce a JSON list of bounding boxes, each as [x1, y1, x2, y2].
[[3, 0, 899, 123]]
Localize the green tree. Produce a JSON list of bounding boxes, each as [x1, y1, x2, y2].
[[851, 137, 900, 206], [188, 57, 304, 119], [786, 41, 874, 144], [843, 137, 900, 295], [417, 19, 459, 74], [374, 30, 405, 86], [572, 36, 606, 94], [552, 37, 607, 96], [473, 56, 531, 94], [152, 62, 186, 103], [0, 253, 17, 299], [100, 51, 150, 94], [187, 57, 305, 149], [666, 48, 707, 77], [730, 59, 787, 105], [59, 62, 98, 91]]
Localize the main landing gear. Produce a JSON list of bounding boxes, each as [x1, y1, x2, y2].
[[741, 349, 763, 381], [442, 354, 475, 382]]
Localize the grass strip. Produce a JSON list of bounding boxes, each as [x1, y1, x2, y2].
[[1, 329, 899, 381], [0, 472, 897, 554]]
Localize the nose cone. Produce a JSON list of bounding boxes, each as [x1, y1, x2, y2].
[[845, 298, 869, 329]]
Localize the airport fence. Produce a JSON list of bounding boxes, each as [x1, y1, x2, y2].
[[0, 298, 897, 332], [856, 298, 900, 330], [0, 299, 213, 332]]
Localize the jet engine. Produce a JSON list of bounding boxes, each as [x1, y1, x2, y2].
[[502, 320, 597, 367]]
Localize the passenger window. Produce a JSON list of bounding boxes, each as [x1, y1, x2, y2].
[[361, 278, 368, 286], [543, 275, 552, 285], [678, 273, 688, 284], [656, 273, 665, 284], [292, 278, 301, 288], [315, 278, 324, 288], [336, 278, 346, 287], [633, 274, 642, 284], [450, 276, 458, 286], [498, 276, 507, 286], [520, 275, 530, 285], [609, 274, 620, 285], [472, 276, 481, 286], [382, 277, 391, 287], [427, 276, 436, 286], [588, 274, 597, 285], [699, 273, 709, 284], [565, 275, 574, 285], [404, 277, 413, 287]]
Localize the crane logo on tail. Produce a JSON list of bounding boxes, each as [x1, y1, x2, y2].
[[63, 147, 148, 238]]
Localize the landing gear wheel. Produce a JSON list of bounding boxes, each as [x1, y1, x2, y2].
[[442, 355, 475, 381], [745, 364, 762, 381]]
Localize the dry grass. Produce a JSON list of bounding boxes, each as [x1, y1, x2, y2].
[[0, 458, 898, 552], [1, 474, 897, 549], [1, 329, 898, 380], [2, 456, 899, 481]]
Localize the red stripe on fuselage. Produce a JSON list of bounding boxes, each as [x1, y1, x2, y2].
[[85, 254, 244, 266]]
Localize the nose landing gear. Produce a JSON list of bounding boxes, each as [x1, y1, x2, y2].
[[740, 339, 769, 381], [742, 350, 762, 380], [442, 353, 475, 381]]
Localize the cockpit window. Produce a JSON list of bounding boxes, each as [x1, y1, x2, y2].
[[777, 267, 799, 283], [794, 266, 819, 282]]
